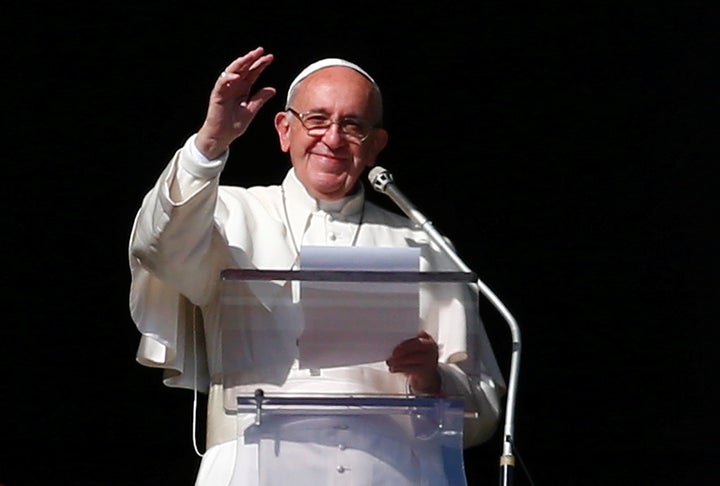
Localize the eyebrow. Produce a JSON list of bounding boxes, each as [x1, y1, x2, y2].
[[301, 109, 367, 122]]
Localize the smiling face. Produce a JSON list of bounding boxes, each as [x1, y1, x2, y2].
[[274, 66, 388, 201]]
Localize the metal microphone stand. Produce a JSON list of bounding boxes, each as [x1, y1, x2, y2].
[[410, 213, 521, 486], [369, 169, 521, 486]]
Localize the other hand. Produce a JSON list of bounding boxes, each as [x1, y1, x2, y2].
[[386, 331, 441, 395]]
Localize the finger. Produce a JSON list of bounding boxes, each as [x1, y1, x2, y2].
[[242, 53, 275, 88], [224, 47, 267, 74], [241, 87, 277, 113], [214, 70, 239, 92], [215, 53, 274, 99], [388, 342, 438, 365], [397, 331, 434, 348], [393, 346, 437, 364], [390, 359, 430, 373], [249, 51, 274, 71], [212, 48, 266, 89], [392, 337, 436, 357], [387, 356, 436, 375]]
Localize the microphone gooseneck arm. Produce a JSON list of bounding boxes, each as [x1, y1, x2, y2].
[[368, 166, 522, 486]]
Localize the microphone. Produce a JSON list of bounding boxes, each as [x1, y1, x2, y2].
[[368, 166, 429, 227], [369, 166, 463, 270], [368, 165, 523, 486]]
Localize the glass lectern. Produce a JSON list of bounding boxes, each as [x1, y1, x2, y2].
[[219, 268, 477, 486]]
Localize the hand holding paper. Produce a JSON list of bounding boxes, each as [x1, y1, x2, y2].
[[386, 331, 441, 395]]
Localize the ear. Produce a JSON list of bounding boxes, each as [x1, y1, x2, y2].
[[364, 128, 388, 168], [274, 111, 291, 152]]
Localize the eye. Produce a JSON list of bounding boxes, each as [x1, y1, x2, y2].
[[341, 119, 362, 129], [341, 119, 368, 136], [302, 113, 331, 128]]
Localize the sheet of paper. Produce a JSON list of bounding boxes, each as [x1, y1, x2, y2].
[[298, 246, 421, 369]]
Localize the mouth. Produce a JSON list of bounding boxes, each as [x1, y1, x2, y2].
[[310, 152, 348, 169]]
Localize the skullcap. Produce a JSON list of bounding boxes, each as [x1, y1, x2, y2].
[[285, 58, 378, 107]]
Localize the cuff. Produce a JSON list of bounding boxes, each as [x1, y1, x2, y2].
[[178, 133, 229, 180]]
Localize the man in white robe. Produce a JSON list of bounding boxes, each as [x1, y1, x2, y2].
[[129, 47, 505, 485]]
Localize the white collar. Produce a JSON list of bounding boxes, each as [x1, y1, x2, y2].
[[281, 169, 365, 261]]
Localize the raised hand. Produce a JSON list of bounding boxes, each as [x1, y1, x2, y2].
[[196, 47, 276, 160]]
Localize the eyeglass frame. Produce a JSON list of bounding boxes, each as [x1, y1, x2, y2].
[[286, 107, 378, 143]]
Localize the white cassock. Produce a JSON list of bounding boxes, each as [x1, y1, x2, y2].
[[128, 135, 506, 485]]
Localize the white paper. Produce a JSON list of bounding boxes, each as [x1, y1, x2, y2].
[[298, 246, 421, 369]]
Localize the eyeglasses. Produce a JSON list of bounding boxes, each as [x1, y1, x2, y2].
[[287, 108, 375, 143]]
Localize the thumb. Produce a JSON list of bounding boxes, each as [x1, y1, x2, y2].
[[246, 87, 277, 113]]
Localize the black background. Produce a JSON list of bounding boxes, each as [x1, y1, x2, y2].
[[3, 2, 716, 485]]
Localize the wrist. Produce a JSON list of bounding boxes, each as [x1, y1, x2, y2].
[[196, 128, 230, 161], [409, 369, 442, 396]]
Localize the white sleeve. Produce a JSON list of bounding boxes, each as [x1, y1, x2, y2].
[[429, 278, 507, 448], [438, 360, 505, 447], [127, 134, 229, 390], [171, 133, 228, 199]]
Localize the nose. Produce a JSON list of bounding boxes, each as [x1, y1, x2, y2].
[[321, 122, 346, 147]]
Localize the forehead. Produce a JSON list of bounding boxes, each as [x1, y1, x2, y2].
[[293, 67, 376, 114]]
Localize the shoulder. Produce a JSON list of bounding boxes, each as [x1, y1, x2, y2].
[[364, 200, 412, 227], [361, 200, 432, 245], [215, 183, 283, 221], [217, 183, 282, 203]]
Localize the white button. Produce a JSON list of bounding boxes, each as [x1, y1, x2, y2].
[[338, 444, 346, 451], [336, 465, 346, 473]]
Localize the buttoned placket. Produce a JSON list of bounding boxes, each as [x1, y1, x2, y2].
[[304, 209, 358, 246], [332, 423, 351, 482], [280, 170, 365, 262]]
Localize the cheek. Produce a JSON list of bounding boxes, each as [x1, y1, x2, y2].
[[287, 133, 309, 158], [354, 147, 376, 169]]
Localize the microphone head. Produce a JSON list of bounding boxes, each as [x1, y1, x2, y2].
[[368, 166, 393, 193]]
